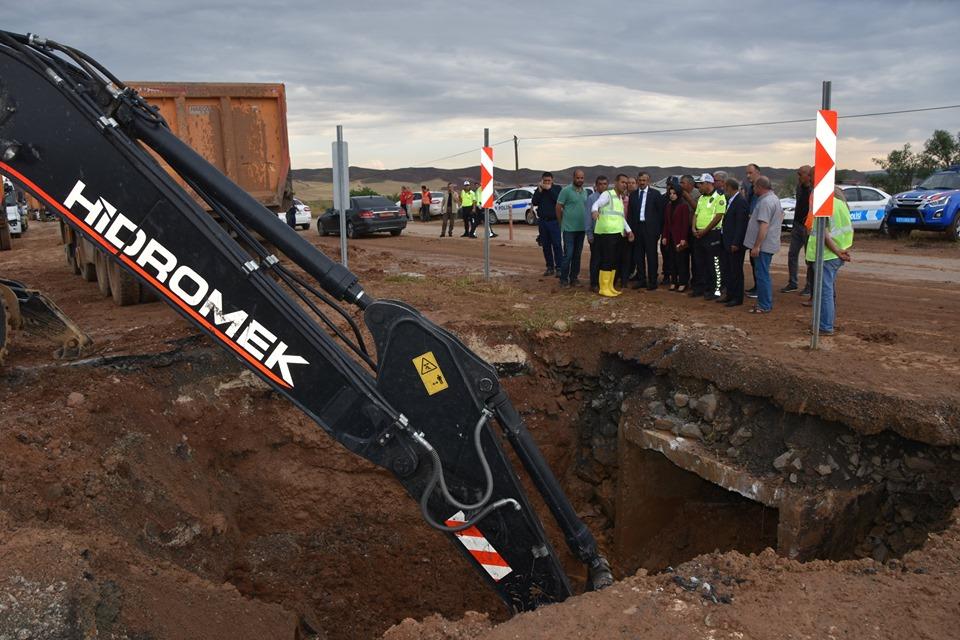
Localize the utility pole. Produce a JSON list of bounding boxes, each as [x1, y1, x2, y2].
[[811, 81, 832, 349]]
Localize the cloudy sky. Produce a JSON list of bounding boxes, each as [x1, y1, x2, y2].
[[6, 1, 959, 171]]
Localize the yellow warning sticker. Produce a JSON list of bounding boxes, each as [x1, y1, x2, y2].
[[412, 351, 448, 396]]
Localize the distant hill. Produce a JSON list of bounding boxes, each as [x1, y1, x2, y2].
[[291, 165, 870, 189]]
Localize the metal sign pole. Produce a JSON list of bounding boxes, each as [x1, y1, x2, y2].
[[483, 128, 491, 280], [332, 125, 350, 268], [811, 82, 831, 349], [510, 135, 518, 241]]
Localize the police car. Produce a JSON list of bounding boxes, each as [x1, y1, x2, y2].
[[780, 185, 891, 233]]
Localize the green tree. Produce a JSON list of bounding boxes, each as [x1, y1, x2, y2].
[[872, 143, 928, 194], [921, 129, 960, 169], [349, 186, 380, 197]]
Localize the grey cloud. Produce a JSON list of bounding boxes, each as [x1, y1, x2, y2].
[[5, 0, 959, 169]]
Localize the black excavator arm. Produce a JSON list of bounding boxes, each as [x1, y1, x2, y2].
[[0, 31, 611, 612]]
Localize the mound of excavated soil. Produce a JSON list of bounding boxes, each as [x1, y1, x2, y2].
[[384, 508, 960, 639]]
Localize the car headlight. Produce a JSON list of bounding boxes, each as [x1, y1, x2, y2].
[[926, 195, 949, 208]]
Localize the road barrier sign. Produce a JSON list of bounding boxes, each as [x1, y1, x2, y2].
[[813, 109, 837, 218], [480, 146, 494, 208]]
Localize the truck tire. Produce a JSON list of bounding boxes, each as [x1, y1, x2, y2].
[[76, 239, 100, 281], [65, 243, 81, 275], [79, 247, 97, 282], [108, 262, 140, 306], [0, 225, 11, 251], [94, 251, 112, 297]]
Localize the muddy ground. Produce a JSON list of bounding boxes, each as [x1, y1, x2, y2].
[[1, 220, 959, 639]]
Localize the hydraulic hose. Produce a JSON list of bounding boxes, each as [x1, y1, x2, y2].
[[408, 413, 520, 533]]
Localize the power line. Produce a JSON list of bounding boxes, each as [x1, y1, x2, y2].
[[413, 137, 513, 167], [519, 104, 960, 143], [408, 103, 960, 167]]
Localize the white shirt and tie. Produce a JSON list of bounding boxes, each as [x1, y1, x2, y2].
[[635, 187, 648, 223]]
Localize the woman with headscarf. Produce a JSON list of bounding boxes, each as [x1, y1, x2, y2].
[[661, 184, 692, 292]]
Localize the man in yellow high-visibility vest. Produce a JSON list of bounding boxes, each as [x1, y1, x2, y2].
[[459, 181, 476, 237], [589, 174, 635, 297]]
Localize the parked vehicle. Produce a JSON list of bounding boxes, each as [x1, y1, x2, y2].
[[3, 178, 26, 239], [885, 167, 960, 240], [277, 198, 312, 229], [780, 185, 891, 233], [780, 198, 797, 231], [317, 195, 407, 238], [396, 191, 443, 219], [492, 186, 537, 224]]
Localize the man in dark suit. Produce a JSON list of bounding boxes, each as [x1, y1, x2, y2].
[[718, 177, 749, 307], [626, 171, 665, 290]]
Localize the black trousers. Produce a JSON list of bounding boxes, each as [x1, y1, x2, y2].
[[460, 206, 473, 235], [721, 246, 746, 303], [693, 229, 722, 295], [632, 222, 660, 288], [666, 243, 690, 286], [661, 240, 672, 280], [595, 233, 622, 271]]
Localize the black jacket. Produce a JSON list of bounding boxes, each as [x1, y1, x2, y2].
[[627, 187, 665, 236], [721, 191, 749, 249]]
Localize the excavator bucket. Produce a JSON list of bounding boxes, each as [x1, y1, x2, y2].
[[0, 279, 92, 360]]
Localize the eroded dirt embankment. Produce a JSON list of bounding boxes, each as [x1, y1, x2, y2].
[[1, 318, 958, 640]]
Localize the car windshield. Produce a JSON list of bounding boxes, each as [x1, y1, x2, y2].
[[917, 172, 960, 190], [354, 196, 394, 208]]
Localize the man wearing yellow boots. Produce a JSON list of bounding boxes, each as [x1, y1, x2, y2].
[[589, 173, 635, 297]]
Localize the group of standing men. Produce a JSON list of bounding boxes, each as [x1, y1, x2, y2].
[[531, 166, 812, 314]]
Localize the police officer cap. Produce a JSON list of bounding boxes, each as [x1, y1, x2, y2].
[[696, 173, 715, 184]]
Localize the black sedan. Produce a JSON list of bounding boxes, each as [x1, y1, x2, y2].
[[317, 196, 407, 238]]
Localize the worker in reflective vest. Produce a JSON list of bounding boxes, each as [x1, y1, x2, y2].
[[460, 181, 476, 237], [589, 174, 634, 297], [807, 189, 853, 335]]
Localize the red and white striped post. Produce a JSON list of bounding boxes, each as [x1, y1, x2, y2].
[[481, 131, 493, 279], [811, 82, 836, 349], [480, 146, 494, 209]]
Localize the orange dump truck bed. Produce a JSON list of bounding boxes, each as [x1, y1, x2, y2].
[[126, 82, 292, 211]]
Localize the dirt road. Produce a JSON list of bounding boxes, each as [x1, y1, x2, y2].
[[360, 218, 960, 284]]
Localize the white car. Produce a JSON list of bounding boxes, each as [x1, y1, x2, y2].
[[492, 186, 537, 224], [780, 197, 797, 231], [397, 191, 444, 220], [3, 181, 26, 237], [492, 185, 595, 225], [780, 185, 891, 232], [277, 198, 312, 230], [840, 185, 892, 231]]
